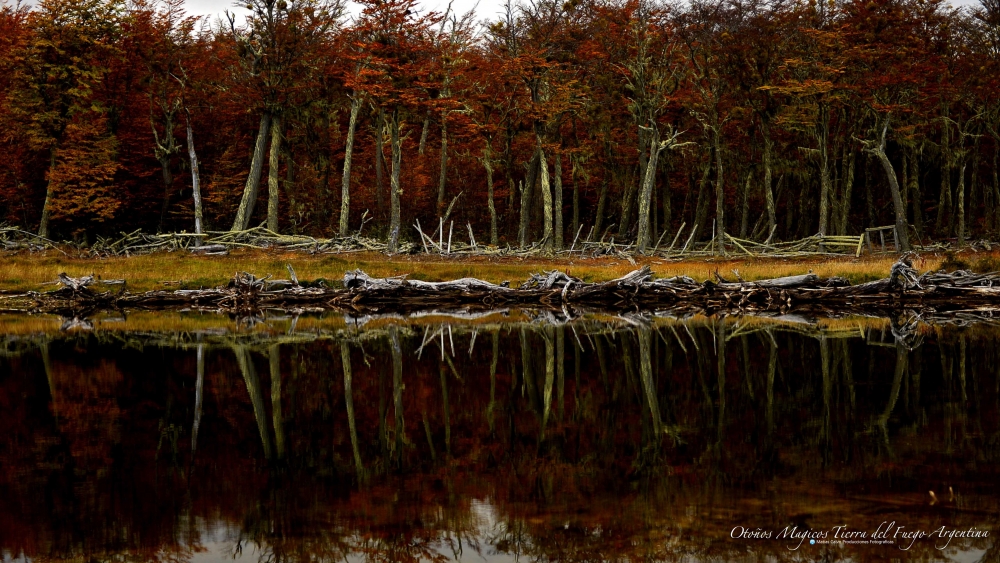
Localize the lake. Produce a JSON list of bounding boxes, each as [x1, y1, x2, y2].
[[0, 310, 997, 562]]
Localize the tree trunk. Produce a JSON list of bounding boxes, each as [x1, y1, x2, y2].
[[388, 107, 402, 253], [594, 178, 608, 236], [838, 149, 855, 235], [908, 147, 922, 237], [185, 109, 203, 238], [505, 127, 516, 212], [661, 159, 671, 236], [157, 156, 173, 233], [419, 109, 431, 155], [740, 172, 750, 239], [957, 160, 967, 246], [763, 125, 776, 239], [713, 129, 725, 254], [38, 146, 57, 238], [553, 150, 563, 249], [232, 114, 272, 231], [620, 127, 649, 238], [539, 144, 553, 253], [636, 127, 661, 253], [571, 158, 580, 241], [817, 109, 830, 236], [693, 152, 712, 241], [437, 112, 448, 215], [993, 146, 1000, 237], [519, 147, 541, 248], [284, 144, 297, 232], [267, 114, 282, 233], [375, 107, 386, 215], [937, 107, 951, 236], [340, 94, 361, 236], [484, 146, 498, 245], [874, 145, 911, 251]]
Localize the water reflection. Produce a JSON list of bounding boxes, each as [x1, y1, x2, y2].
[[0, 312, 998, 562]]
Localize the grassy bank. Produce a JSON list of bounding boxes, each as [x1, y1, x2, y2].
[[0, 248, 975, 294]]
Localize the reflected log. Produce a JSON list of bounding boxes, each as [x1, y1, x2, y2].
[[541, 328, 554, 440], [342, 342, 365, 478], [638, 327, 663, 438], [235, 346, 273, 460], [270, 344, 286, 460], [192, 343, 204, 455], [390, 326, 406, 462]]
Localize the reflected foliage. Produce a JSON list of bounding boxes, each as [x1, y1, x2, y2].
[[1, 315, 999, 561]]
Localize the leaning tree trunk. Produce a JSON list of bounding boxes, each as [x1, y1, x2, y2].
[[185, 109, 203, 238], [620, 126, 650, 238], [388, 107, 403, 253], [267, 115, 283, 233], [232, 114, 272, 231], [340, 94, 361, 236], [38, 146, 57, 239], [873, 143, 911, 251], [636, 127, 662, 253]]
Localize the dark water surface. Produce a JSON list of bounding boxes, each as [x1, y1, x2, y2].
[[1, 311, 998, 562]]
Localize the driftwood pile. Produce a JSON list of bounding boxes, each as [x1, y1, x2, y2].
[[86, 227, 420, 256], [7, 254, 1000, 320], [3, 223, 971, 259]]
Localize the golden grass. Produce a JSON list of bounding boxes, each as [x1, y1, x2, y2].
[[0, 247, 965, 293]]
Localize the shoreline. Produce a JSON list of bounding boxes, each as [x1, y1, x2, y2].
[[0, 247, 975, 294], [4, 257, 1000, 326]]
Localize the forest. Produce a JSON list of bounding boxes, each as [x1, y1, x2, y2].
[[1, 0, 999, 253]]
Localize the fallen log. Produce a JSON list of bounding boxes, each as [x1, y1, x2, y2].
[[12, 255, 1000, 321]]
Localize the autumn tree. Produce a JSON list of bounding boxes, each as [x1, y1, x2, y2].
[[7, 0, 125, 238], [228, 0, 345, 232], [352, 0, 440, 252]]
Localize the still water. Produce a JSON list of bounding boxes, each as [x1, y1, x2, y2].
[[0, 311, 997, 562]]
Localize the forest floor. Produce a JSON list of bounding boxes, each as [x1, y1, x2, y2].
[[2, 247, 992, 294]]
